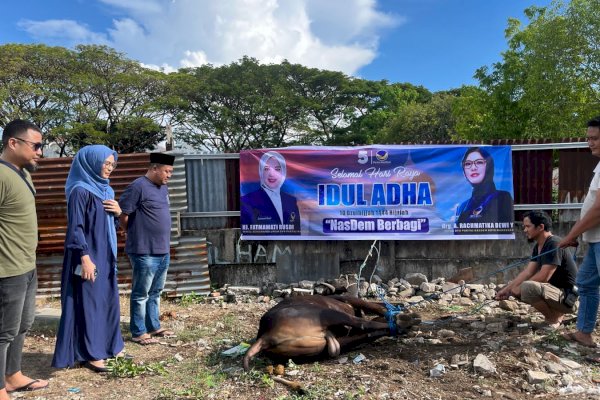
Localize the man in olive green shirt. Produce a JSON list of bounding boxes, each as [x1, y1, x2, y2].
[[0, 119, 47, 397]]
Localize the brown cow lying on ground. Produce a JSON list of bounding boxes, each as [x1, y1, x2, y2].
[[243, 295, 418, 370]]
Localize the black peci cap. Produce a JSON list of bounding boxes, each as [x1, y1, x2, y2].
[[150, 153, 175, 166]]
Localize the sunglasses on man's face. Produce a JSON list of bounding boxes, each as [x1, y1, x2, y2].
[[13, 137, 43, 151]]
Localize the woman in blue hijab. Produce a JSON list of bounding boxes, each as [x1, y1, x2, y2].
[[454, 147, 514, 235], [52, 145, 125, 372], [240, 151, 301, 235]]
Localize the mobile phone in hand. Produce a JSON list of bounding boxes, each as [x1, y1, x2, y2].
[[74, 264, 97, 278]]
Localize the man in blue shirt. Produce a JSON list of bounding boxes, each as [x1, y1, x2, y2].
[[120, 153, 175, 345]]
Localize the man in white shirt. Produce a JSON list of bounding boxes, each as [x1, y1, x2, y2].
[[559, 116, 600, 347]]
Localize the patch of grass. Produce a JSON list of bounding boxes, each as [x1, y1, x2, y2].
[[542, 329, 568, 348], [106, 357, 167, 378], [178, 291, 206, 307], [260, 372, 275, 388], [157, 382, 209, 400], [212, 313, 245, 341], [155, 361, 227, 399], [221, 313, 236, 330], [241, 355, 269, 371], [239, 369, 276, 389], [309, 361, 322, 373], [204, 348, 224, 367], [198, 369, 227, 388], [441, 305, 464, 313], [283, 382, 336, 400], [175, 326, 214, 343]]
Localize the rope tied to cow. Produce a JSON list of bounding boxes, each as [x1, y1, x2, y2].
[[376, 286, 404, 336]]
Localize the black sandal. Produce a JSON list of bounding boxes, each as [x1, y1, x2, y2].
[[80, 361, 108, 373]]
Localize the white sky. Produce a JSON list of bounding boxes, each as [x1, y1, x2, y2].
[[18, 0, 400, 74]]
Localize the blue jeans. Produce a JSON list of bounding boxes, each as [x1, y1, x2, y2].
[[576, 242, 600, 333], [0, 269, 37, 389], [128, 254, 169, 338]]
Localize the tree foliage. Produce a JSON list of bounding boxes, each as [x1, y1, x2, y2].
[[3, 0, 600, 157], [455, 0, 600, 139], [168, 58, 385, 152], [168, 57, 304, 152], [0, 44, 73, 132], [0, 44, 166, 155]]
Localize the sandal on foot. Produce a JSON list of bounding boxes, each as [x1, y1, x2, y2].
[[81, 361, 108, 373], [131, 335, 159, 345], [149, 328, 176, 338], [562, 331, 598, 348], [7, 379, 49, 393]]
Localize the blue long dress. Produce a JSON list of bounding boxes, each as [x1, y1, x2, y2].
[[52, 187, 124, 367]]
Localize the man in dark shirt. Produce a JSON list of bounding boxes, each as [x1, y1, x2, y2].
[[496, 210, 577, 329], [120, 153, 175, 345]]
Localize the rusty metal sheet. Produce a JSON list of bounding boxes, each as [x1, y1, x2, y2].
[[32, 153, 209, 297], [558, 148, 598, 203]]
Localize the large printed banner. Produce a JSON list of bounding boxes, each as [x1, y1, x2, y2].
[[240, 145, 514, 240]]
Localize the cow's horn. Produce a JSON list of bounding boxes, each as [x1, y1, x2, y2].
[[319, 282, 336, 294]]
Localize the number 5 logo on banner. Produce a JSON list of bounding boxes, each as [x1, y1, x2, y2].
[[358, 150, 368, 164]]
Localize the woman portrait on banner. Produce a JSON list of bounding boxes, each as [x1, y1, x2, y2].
[[240, 151, 301, 234], [52, 145, 125, 373], [455, 146, 514, 234]]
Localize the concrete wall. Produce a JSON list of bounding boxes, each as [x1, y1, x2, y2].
[[205, 221, 582, 287]]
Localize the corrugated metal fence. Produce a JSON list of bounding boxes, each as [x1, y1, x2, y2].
[[34, 140, 597, 296], [33, 153, 210, 298]]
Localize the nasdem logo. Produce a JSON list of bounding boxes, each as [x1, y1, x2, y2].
[[375, 150, 388, 161]]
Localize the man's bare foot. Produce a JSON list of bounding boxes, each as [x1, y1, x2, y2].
[[4, 371, 49, 392], [545, 321, 561, 329], [562, 330, 597, 347], [0, 388, 11, 400], [545, 316, 563, 329]]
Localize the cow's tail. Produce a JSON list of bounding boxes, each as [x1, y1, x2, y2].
[[243, 337, 264, 370]]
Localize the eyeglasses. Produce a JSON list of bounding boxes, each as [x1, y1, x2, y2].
[[103, 161, 117, 169], [13, 137, 43, 151], [463, 159, 486, 169]]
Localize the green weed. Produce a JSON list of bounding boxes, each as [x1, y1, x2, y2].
[[178, 291, 205, 306], [442, 305, 464, 313], [542, 329, 568, 348], [175, 326, 214, 343], [156, 367, 226, 399], [260, 373, 275, 388], [106, 357, 167, 378], [310, 361, 322, 373]]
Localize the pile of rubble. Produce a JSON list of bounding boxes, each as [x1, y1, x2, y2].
[[209, 274, 600, 397], [212, 272, 500, 306]]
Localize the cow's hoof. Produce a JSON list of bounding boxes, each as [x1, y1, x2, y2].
[[396, 312, 422, 329], [326, 332, 341, 357], [274, 364, 285, 376]]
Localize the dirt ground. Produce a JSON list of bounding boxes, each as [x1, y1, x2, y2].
[[16, 295, 600, 400]]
